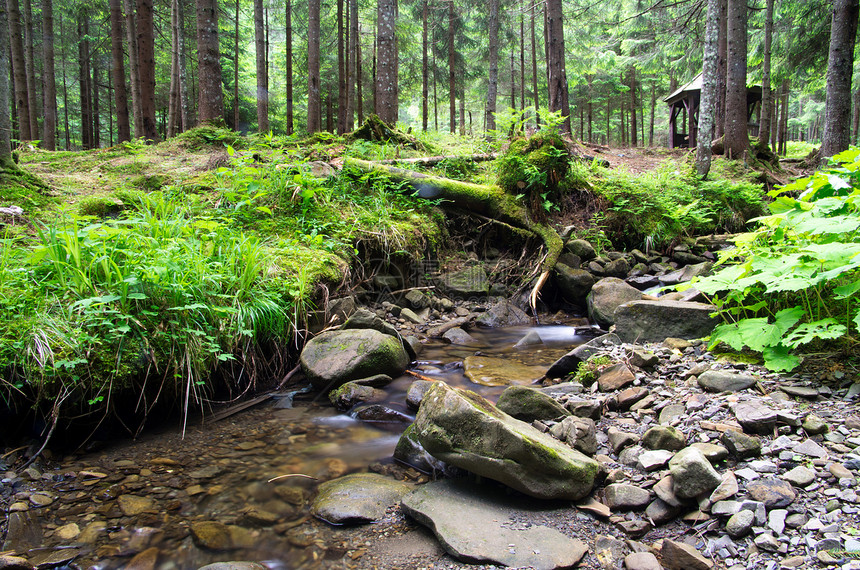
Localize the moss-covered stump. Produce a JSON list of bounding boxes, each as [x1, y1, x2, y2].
[[497, 131, 571, 221], [349, 114, 429, 151]]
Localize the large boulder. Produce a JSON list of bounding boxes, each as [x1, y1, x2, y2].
[[300, 329, 410, 391], [310, 473, 412, 525], [413, 382, 599, 500], [613, 300, 718, 343], [586, 278, 644, 328], [476, 300, 531, 327], [437, 266, 489, 298], [554, 263, 595, 305], [496, 386, 570, 423]]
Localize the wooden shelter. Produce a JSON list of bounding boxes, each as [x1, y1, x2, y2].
[[664, 74, 763, 148]]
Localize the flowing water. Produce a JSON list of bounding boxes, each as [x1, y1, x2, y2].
[[8, 324, 591, 569]]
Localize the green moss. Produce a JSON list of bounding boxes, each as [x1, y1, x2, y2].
[[78, 196, 124, 217], [132, 174, 167, 191], [571, 354, 612, 386]]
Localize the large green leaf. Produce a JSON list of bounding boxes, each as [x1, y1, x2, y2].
[[782, 319, 847, 348], [762, 345, 801, 372]]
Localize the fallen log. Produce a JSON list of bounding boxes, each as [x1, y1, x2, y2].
[[343, 157, 563, 311], [372, 153, 498, 167]]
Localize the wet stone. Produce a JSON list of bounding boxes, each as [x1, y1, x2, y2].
[[118, 495, 155, 516], [0, 555, 33, 570], [190, 521, 234, 551], [310, 473, 412, 525], [646, 498, 681, 525], [669, 447, 722, 499], [624, 551, 662, 570]]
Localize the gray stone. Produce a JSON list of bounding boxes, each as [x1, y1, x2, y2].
[[545, 333, 621, 378], [328, 382, 385, 411], [406, 380, 434, 409], [619, 445, 646, 467], [630, 350, 659, 369], [754, 533, 781, 553], [746, 477, 797, 508], [608, 427, 639, 454], [624, 552, 663, 570], [782, 466, 816, 487], [768, 509, 787, 535], [793, 438, 828, 459], [614, 300, 719, 344], [475, 300, 531, 328], [497, 386, 570, 423], [780, 385, 819, 399], [1, 511, 41, 552], [394, 424, 455, 475], [586, 278, 644, 328], [565, 398, 603, 420], [513, 330, 543, 349], [402, 478, 588, 570], [638, 450, 675, 471], [554, 264, 595, 304], [604, 484, 651, 511], [300, 329, 409, 391], [709, 471, 739, 503], [343, 307, 400, 338], [646, 498, 681, 525], [549, 416, 598, 456], [697, 370, 757, 393], [413, 382, 598, 500], [661, 540, 714, 570], [733, 401, 778, 435], [720, 429, 761, 459], [711, 500, 741, 516], [659, 404, 686, 425], [604, 257, 630, 278], [668, 447, 722, 499], [653, 476, 683, 508], [437, 266, 489, 297], [404, 289, 431, 309], [197, 564, 268, 570], [400, 307, 424, 324], [442, 327, 478, 345], [802, 414, 829, 435], [690, 442, 729, 463], [566, 239, 596, 261], [310, 473, 412, 524], [597, 362, 636, 392], [725, 510, 755, 537], [642, 426, 686, 451]]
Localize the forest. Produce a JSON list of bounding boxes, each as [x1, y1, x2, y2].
[[0, 0, 855, 152]]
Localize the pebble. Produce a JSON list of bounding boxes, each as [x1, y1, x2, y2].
[[726, 509, 755, 537], [782, 465, 817, 487]]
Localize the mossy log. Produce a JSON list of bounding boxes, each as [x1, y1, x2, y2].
[[348, 114, 429, 151], [372, 153, 497, 166], [344, 157, 563, 308]]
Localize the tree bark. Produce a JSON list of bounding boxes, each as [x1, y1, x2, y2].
[[531, 2, 539, 127], [232, 0, 239, 130], [254, 0, 269, 132], [308, 0, 321, 132], [376, 0, 397, 124], [285, 0, 293, 134], [42, 0, 58, 149], [59, 11, 70, 149], [22, 0, 38, 140], [697, 0, 720, 177], [124, 0, 143, 138], [337, 0, 346, 133], [520, 15, 525, 113], [0, 0, 14, 166], [448, 0, 455, 133], [715, 0, 727, 138], [545, 0, 570, 133], [168, 0, 181, 137], [178, 0, 191, 130], [629, 67, 637, 147], [821, 0, 859, 159], [357, 19, 363, 123], [486, 0, 499, 133], [78, 13, 92, 149], [136, 0, 158, 141], [852, 87, 860, 145], [346, 0, 356, 130], [196, 0, 225, 125], [92, 56, 101, 147], [8, 0, 30, 140], [421, 0, 428, 131], [723, 0, 749, 159], [758, 0, 774, 147]]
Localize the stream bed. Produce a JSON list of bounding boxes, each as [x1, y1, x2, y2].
[[1, 324, 593, 569]]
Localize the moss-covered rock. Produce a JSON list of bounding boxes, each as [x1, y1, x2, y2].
[[496, 385, 570, 423]]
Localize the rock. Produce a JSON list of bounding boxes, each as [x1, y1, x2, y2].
[[609, 428, 639, 454], [412, 382, 599, 500], [782, 465, 816, 487], [780, 385, 819, 399], [328, 382, 384, 411], [594, 535, 629, 567], [565, 397, 603, 420], [513, 330, 543, 349], [437, 266, 489, 297], [300, 329, 409, 391], [404, 289, 431, 309], [768, 509, 787, 535], [352, 373, 395, 387], [604, 257, 630, 278], [117, 495, 155, 516], [406, 380, 434, 410], [642, 426, 686, 451], [442, 327, 477, 345], [709, 471, 739, 502], [343, 307, 400, 338], [746, 477, 797, 508], [630, 350, 659, 369], [587, 278, 644, 328], [660, 539, 713, 570], [697, 370, 757, 393], [802, 414, 829, 435], [554, 264, 596, 304], [733, 401, 778, 435], [619, 445, 646, 467], [190, 521, 234, 551], [351, 404, 412, 425], [690, 442, 728, 463], [726, 509, 755, 537], [0, 556, 34, 570], [829, 463, 854, 480], [638, 450, 675, 471], [753, 533, 780, 552], [613, 387, 650, 410], [646, 498, 681, 525], [624, 552, 662, 570], [394, 424, 453, 475], [401, 478, 588, 570], [721, 429, 761, 459], [597, 362, 636, 391], [54, 523, 80, 541], [604, 484, 651, 510], [545, 333, 621, 378], [463, 355, 546, 386], [197, 564, 268, 570], [549, 416, 598, 456], [566, 239, 596, 261], [125, 547, 160, 570], [476, 300, 531, 327], [793, 438, 828, 459], [668, 447, 722, 499], [614, 301, 718, 343], [400, 307, 424, 324], [497, 385, 570, 423], [310, 473, 412, 524], [653, 476, 682, 508], [658, 404, 685, 425]]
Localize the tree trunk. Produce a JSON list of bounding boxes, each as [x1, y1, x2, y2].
[[531, 2, 539, 127], [432, 46, 438, 130], [285, 0, 293, 134], [93, 57, 101, 147], [520, 15, 525, 113], [715, 0, 727, 138], [178, 0, 191, 130], [758, 0, 774, 146], [78, 13, 92, 149], [8, 0, 30, 140], [421, 0, 428, 131], [124, 0, 143, 138], [42, 0, 58, 149], [168, 0, 181, 137], [778, 79, 790, 155], [629, 67, 637, 147], [196, 0, 225, 125], [697, 0, 720, 177], [459, 84, 465, 136], [59, 11, 70, 149], [337, 0, 346, 133], [448, 0, 455, 133], [307, 0, 321, 132], [109, 0, 132, 143], [649, 80, 655, 146], [0, 0, 14, 167], [136, 0, 158, 141], [23, 0, 38, 139], [232, 0, 238, 130], [376, 0, 397, 124], [347, 0, 357, 130], [545, 0, 570, 133], [852, 87, 860, 145], [510, 52, 516, 112], [357, 21, 363, 123], [723, 0, 749, 159], [254, 0, 269, 132], [486, 0, 499, 133], [821, 0, 859, 159]]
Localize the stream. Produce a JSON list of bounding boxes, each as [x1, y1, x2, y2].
[[3, 324, 591, 569]]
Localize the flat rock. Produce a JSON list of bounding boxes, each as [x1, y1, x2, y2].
[[733, 401, 778, 435], [497, 385, 570, 423], [597, 362, 636, 391], [624, 551, 662, 570], [475, 300, 531, 327], [638, 450, 675, 471], [401, 478, 588, 570], [793, 438, 828, 459], [463, 356, 546, 386], [782, 465, 816, 487], [781, 385, 819, 399], [0, 556, 34, 570], [746, 477, 796, 508], [721, 429, 761, 459], [697, 370, 757, 393], [300, 329, 409, 391], [442, 327, 478, 345], [709, 471, 739, 503], [197, 564, 268, 570], [604, 484, 651, 510], [661, 539, 713, 570], [117, 495, 155, 516], [613, 300, 718, 344], [545, 333, 621, 378], [311, 473, 412, 524]]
